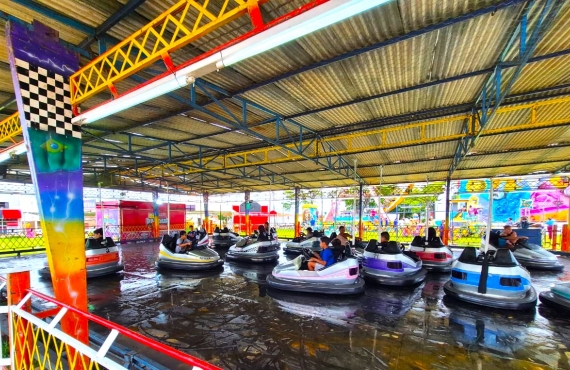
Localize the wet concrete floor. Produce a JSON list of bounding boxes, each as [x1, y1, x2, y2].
[[1, 243, 570, 370]]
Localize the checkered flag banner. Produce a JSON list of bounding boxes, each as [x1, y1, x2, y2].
[[15, 58, 81, 139]]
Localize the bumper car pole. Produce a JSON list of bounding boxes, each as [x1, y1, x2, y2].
[[478, 178, 494, 294], [378, 165, 383, 241]]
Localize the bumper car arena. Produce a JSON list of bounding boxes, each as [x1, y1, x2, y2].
[[0, 0, 569, 369]]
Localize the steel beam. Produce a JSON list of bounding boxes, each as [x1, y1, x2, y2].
[[88, 0, 538, 145], [133, 95, 570, 177], [448, 0, 564, 176], [187, 79, 364, 183], [286, 48, 570, 121], [78, 0, 148, 49], [94, 44, 570, 156], [69, 0, 272, 105], [233, 0, 529, 95]]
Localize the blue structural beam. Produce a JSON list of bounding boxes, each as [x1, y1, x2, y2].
[[188, 79, 364, 183], [448, 0, 564, 176], [9, 0, 150, 59], [78, 0, 147, 49], [92, 0, 535, 140], [286, 48, 570, 121], [233, 0, 529, 96]]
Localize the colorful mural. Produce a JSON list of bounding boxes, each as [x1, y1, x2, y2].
[[455, 178, 570, 223], [7, 20, 88, 342]]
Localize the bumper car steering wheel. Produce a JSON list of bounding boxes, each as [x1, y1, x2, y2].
[[302, 248, 314, 259]]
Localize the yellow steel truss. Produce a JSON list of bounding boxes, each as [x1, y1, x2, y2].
[[0, 112, 22, 144], [70, 0, 268, 106], [136, 95, 570, 178], [5, 95, 570, 178]]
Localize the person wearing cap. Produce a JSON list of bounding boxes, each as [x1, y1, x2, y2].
[[308, 236, 336, 271]]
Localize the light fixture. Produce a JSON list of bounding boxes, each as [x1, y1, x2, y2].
[[0, 142, 26, 163], [72, 54, 220, 125], [72, 0, 387, 125], [217, 0, 389, 68], [548, 143, 559, 147]]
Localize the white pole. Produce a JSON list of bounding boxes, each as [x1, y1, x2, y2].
[[167, 183, 170, 234], [378, 166, 383, 240], [425, 178, 429, 242], [321, 182, 324, 231], [199, 193, 203, 228], [484, 178, 494, 252], [99, 182, 105, 237], [352, 159, 357, 245]]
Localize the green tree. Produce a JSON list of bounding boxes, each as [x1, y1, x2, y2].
[[282, 190, 295, 212]]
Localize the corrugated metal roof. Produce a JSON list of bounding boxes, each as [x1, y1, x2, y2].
[[0, 0, 569, 193]]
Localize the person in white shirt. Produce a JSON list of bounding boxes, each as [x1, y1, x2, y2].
[[176, 231, 192, 253]]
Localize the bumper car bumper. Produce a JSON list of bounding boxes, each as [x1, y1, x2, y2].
[[516, 258, 564, 271], [539, 291, 570, 310], [423, 261, 454, 273], [155, 259, 224, 271], [212, 239, 235, 247], [443, 281, 537, 310], [362, 268, 427, 286], [266, 274, 365, 295], [39, 263, 124, 279], [225, 251, 279, 263]]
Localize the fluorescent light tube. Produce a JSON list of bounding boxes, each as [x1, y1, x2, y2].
[[72, 0, 386, 124], [0, 142, 26, 163], [72, 53, 222, 125], [217, 0, 389, 68]]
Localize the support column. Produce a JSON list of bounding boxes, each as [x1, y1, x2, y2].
[[152, 190, 160, 238], [203, 192, 209, 233], [8, 271, 31, 368], [6, 21, 88, 343], [563, 195, 570, 251], [167, 185, 171, 235], [358, 183, 364, 239], [294, 187, 300, 237], [378, 166, 383, 240], [244, 190, 250, 235], [443, 178, 451, 245]]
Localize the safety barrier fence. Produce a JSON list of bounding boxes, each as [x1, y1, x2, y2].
[[272, 225, 567, 251], [0, 272, 220, 370], [1, 224, 566, 257], [0, 228, 45, 256]]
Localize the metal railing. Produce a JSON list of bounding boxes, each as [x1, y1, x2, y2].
[[0, 224, 566, 257], [0, 228, 45, 256], [274, 224, 566, 249], [0, 273, 221, 370]]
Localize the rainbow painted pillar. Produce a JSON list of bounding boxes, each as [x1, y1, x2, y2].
[[203, 192, 209, 232], [152, 190, 160, 238], [245, 190, 250, 235], [6, 20, 88, 342]]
